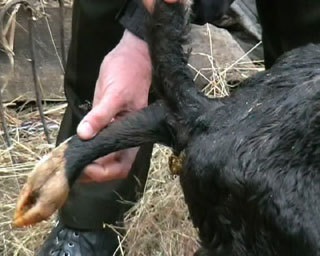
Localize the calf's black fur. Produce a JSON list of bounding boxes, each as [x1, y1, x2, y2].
[[15, 1, 320, 255]]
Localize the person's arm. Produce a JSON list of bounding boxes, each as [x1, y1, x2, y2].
[[76, 1, 151, 182], [76, 0, 177, 183]]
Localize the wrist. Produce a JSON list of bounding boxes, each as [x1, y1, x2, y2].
[[120, 30, 150, 60], [109, 29, 151, 104]]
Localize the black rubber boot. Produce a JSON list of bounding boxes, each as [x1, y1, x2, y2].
[[37, 221, 120, 256]]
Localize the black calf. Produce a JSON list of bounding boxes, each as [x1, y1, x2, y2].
[[15, 1, 320, 255]]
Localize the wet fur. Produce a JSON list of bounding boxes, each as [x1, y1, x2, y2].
[[33, 1, 320, 255]]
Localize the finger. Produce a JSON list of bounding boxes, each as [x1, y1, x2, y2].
[[83, 148, 138, 182], [79, 147, 139, 183], [142, 0, 154, 12], [79, 163, 107, 183], [81, 160, 132, 183], [77, 95, 122, 140], [79, 153, 119, 183]]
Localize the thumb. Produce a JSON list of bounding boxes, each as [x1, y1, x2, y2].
[[77, 97, 120, 140]]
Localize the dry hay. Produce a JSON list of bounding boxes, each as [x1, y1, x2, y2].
[[120, 148, 199, 256], [0, 101, 65, 255]]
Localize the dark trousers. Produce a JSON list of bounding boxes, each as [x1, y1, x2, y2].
[[57, 0, 153, 229], [256, 0, 320, 68], [58, 0, 320, 229]]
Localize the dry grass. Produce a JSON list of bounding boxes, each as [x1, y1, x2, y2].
[[0, 102, 65, 255], [120, 148, 199, 256]]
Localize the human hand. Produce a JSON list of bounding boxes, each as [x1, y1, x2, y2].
[[143, 0, 179, 12], [76, 30, 152, 183]]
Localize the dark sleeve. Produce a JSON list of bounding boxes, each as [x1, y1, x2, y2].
[[192, 0, 235, 25], [118, 0, 236, 39], [118, 0, 149, 40]]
